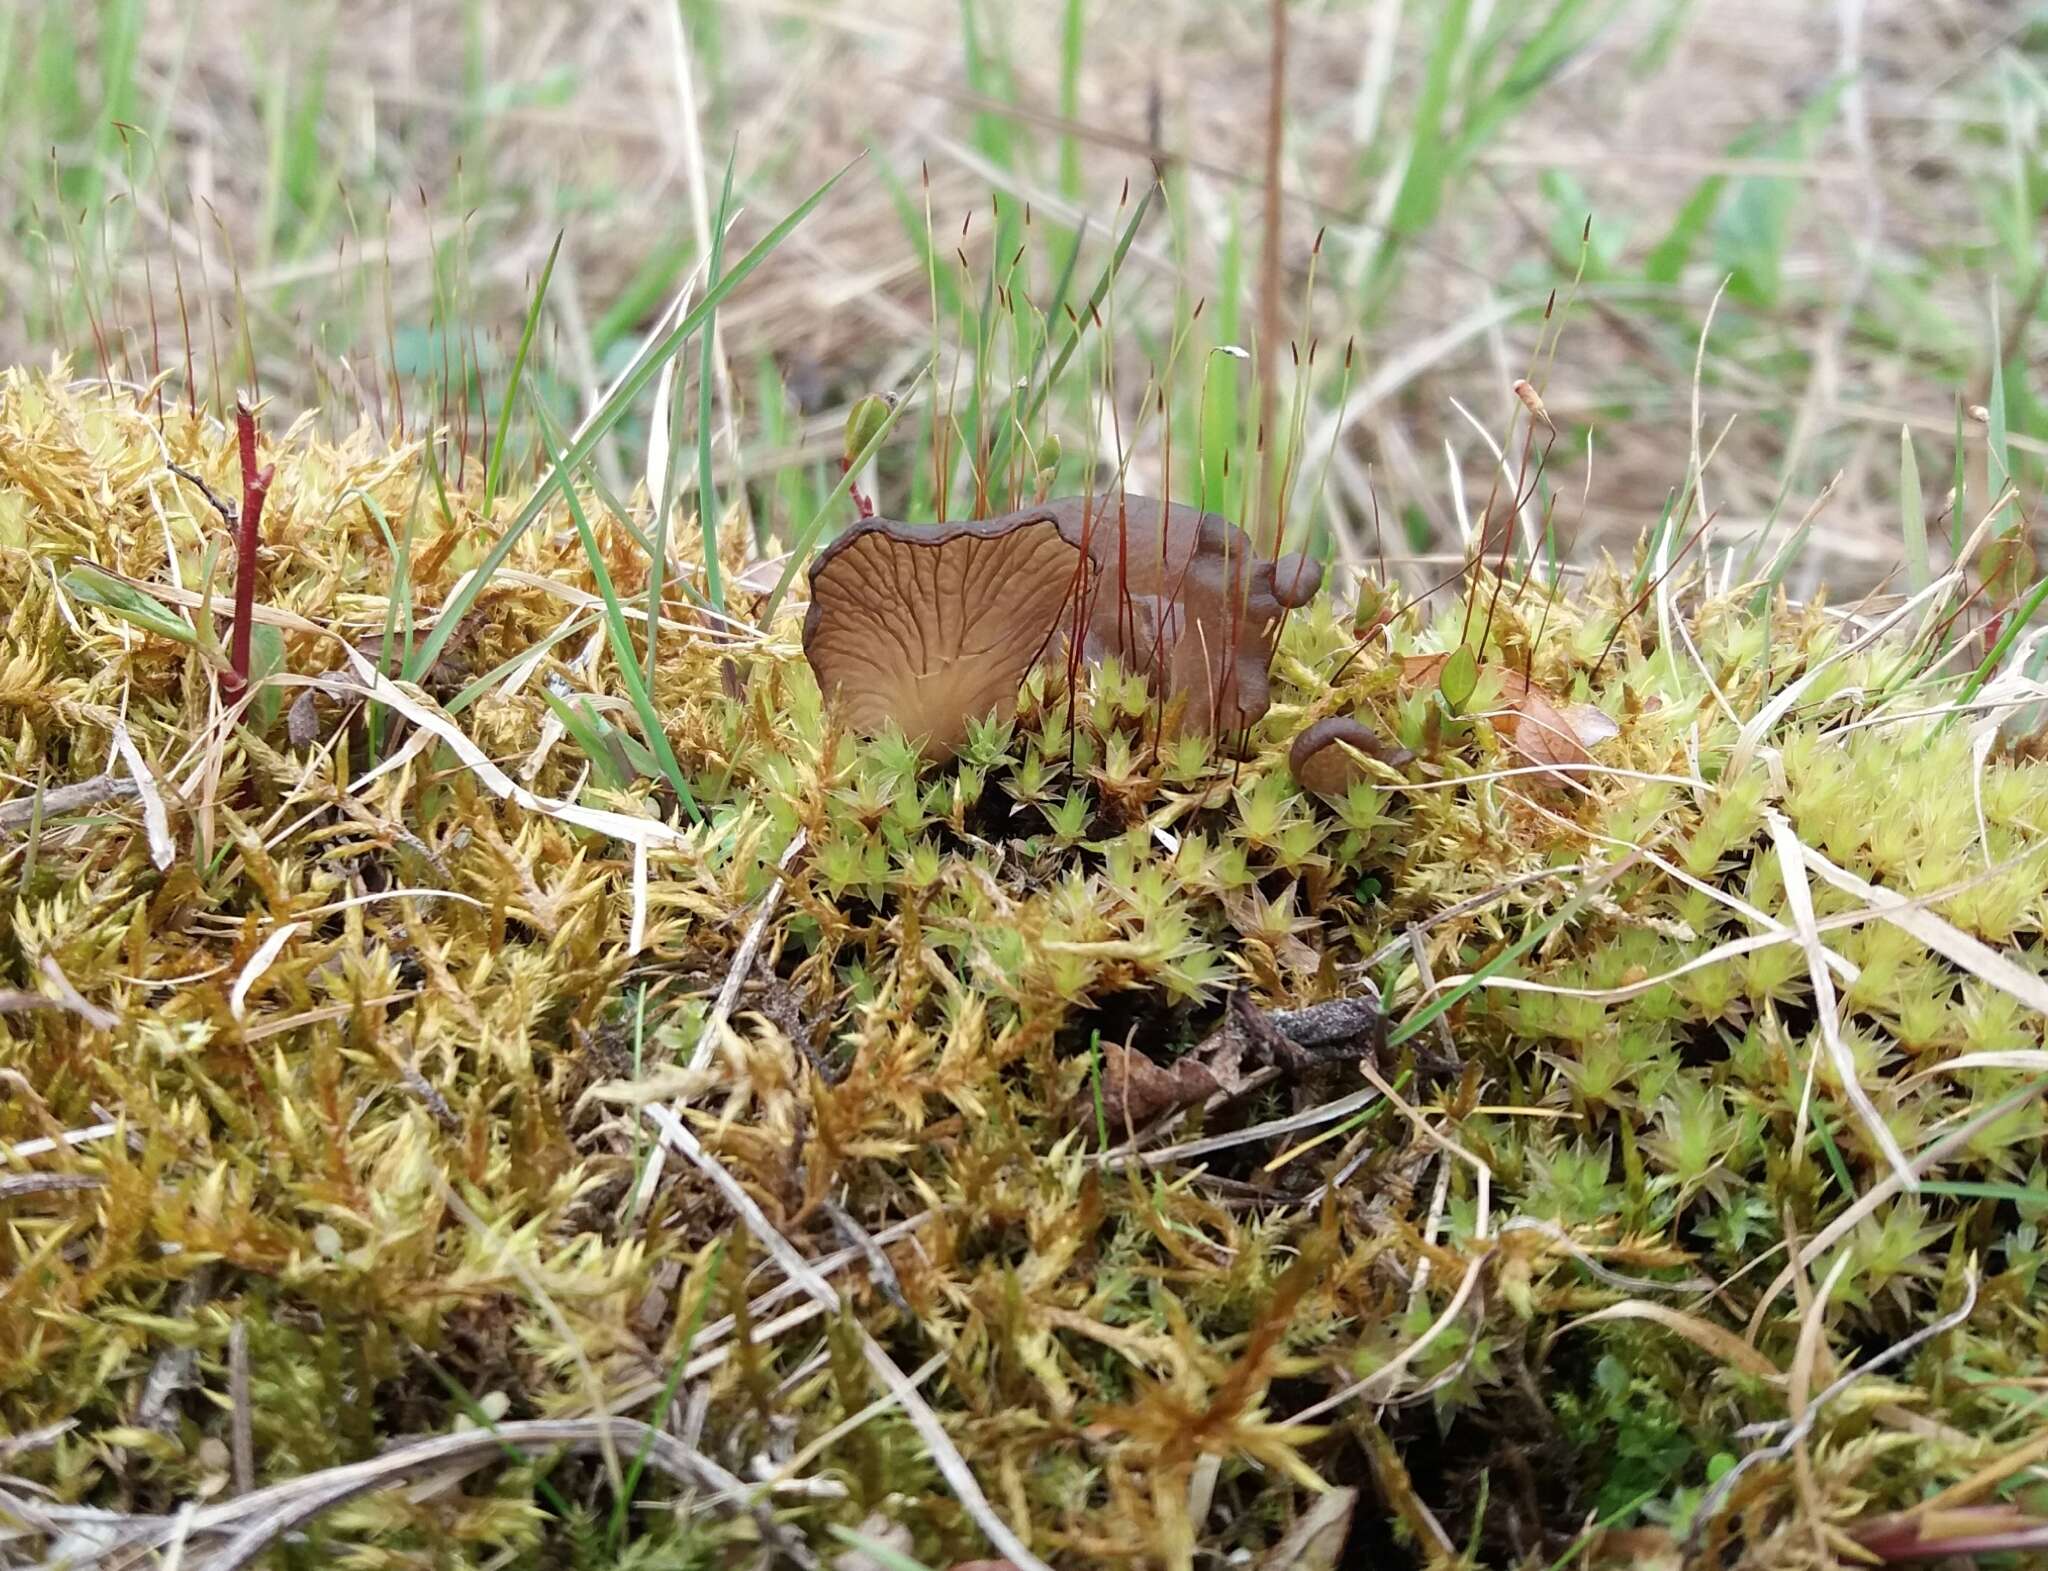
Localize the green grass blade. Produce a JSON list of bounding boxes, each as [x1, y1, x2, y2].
[[1728, 472, 1789, 601], [591, 226, 697, 360], [1951, 395, 1969, 558], [1629, 489, 1678, 598], [533, 397, 704, 822], [483, 230, 563, 513], [1987, 307, 2013, 517], [1807, 1103, 1858, 1200], [1387, 857, 1628, 1049], [1386, 0, 1471, 245], [541, 688, 632, 791], [82, 0, 143, 216], [421, 431, 460, 535], [1058, 0, 1084, 200], [279, 26, 333, 250], [875, 157, 961, 323], [1451, 0, 1613, 159], [957, 0, 1013, 169], [607, 1239, 726, 1550], [692, 148, 738, 622], [1644, 172, 1728, 287], [1089, 1029, 1108, 1151], [1900, 425, 1929, 594], [1953, 572, 2048, 720], [414, 1351, 581, 1526], [1757, 511, 1821, 607], [986, 178, 1158, 484], [445, 618, 591, 716], [1917, 1180, 2048, 1206], [60, 562, 197, 646], [355, 479, 423, 754], [408, 157, 857, 682], [1015, 209, 1087, 413], [825, 1528, 938, 1571]]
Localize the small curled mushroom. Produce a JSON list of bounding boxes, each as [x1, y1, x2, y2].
[[1289, 716, 1412, 795]]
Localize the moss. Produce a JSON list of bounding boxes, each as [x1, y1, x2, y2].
[[3, 373, 2048, 1568]]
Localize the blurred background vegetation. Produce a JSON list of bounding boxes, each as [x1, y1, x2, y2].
[[4, 0, 2044, 596]]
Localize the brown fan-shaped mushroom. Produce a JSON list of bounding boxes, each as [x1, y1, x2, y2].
[[1289, 716, 1413, 795], [802, 493, 1322, 758], [802, 512, 1088, 759]]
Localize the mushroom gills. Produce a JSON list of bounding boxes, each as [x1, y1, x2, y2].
[[801, 512, 1088, 759]]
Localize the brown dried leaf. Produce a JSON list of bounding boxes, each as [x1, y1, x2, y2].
[[1561, 701, 1620, 747], [1508, 678, 1596, 779], [1258, 1487, 1358, 1570], [731, 552, 794, 601], [1399, 654, 1603, 781], [1398, 651, 1454, 687], [1853, 1505, 2048, 1561], [1074, 1042, 1221, 1132], [1580, 1528, 1681, 1569]]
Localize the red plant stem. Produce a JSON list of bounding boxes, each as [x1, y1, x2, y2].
[[841, 456, 875, 520], [226, 401, 274, 701]]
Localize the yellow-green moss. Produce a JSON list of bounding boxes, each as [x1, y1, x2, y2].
[[3, 374, 2047, 1569]]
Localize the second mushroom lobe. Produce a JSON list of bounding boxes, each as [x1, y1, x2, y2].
[[1046, 494, 1322, 738]]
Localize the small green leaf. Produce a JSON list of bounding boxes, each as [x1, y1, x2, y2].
[[843, 393, 893, 467], [823, 1528, 936, 1571], [541, 688, 632, 791], [248, 623, 287, 733], [1439, 645, 1479, 711], [616, 731, 662, 778], [60, 563, 196, 645], [484, 231, 563, 512]]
